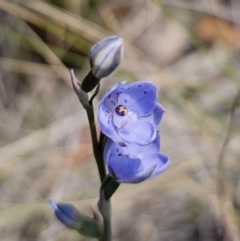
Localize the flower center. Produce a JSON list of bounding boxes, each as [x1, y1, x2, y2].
[[115, 105, 129, 116]]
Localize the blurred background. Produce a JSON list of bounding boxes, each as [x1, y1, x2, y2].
[[0, 0, 240, 240]]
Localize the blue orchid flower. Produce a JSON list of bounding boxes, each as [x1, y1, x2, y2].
[[98, 81, 165, 146], [103, 132, 169, 183]]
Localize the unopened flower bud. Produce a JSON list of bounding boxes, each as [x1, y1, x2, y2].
[[50, 200, 81, 229], [50, 200, 102, 238], [90, 36, 123, 78]]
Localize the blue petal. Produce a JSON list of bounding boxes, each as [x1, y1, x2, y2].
[[103, 138, 114, 166], [108, 156, 143, 180], [98, 104, 123, 145], [117, 165, 156, 183], [141, 131, 161, 153], [107, 140, 141, 159], [119, 120, 156, 145], [141, 153, 170, 178], [153, 103, 165, 125], [118, 81, 157, 117], [122, 143, 142, 158], [102, 81, 127, 111], [139, 103, 165, 126]]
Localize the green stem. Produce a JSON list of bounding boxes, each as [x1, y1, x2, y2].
[[89, 84, 100, 105], [103, 208, 112, 241], [86, 105, 106, 182], [98, 189, 112, 241], [70, 69, 106, 181], [99, 131, 107, 151], [72, 68, 112, 240], [86, 99, 112, 241]]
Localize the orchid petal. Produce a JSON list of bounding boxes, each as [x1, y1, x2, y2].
[[118, 81, 157, 116], [118, 120, 156, 145], [141, 132, 161, 153], [102, 81, 126, 111], [141, 152, 170, 177], [103, 138, 114, 167], [98, 104, 123, 145], [117, 165, 156, 183], [139, 103, 165, 126], [108, 156, 143, 180]]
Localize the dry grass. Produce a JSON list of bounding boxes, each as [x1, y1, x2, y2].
[[0, 0, 240, 240]]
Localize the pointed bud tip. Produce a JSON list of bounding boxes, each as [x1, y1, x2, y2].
[[49, 199, 58, 210]]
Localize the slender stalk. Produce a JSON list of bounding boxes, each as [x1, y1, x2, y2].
[[89, 84, 100, 105], [86, 103, 112, 241], [103, 210, 112, 241], [98, 189, 112, 241], [86, 105, 106, 182], [70, 69, 112, 240], [70, 69, 106, 182], [99, 131, 107, 150]]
